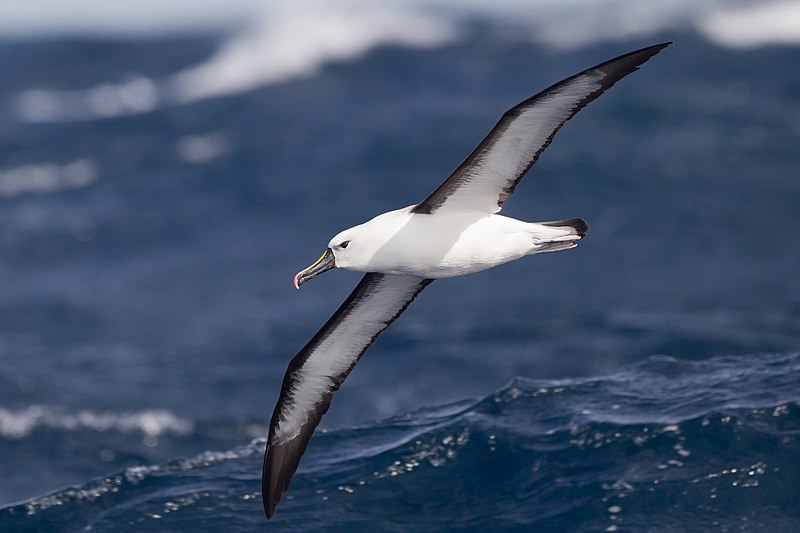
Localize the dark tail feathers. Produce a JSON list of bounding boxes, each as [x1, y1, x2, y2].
[[542, 217, 589, 237]]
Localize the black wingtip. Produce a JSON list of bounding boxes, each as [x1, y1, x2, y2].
[[262, 441, 292, 519], [262, 426, 317, 519], [594, 41, 673, 80], [542, 217, 589, 237], [261, 444, 278, 519], [651, 41, 674, 49], [626, 41, 673, 58], [639, 41, 673, 62], [262, 441, 291, 519]]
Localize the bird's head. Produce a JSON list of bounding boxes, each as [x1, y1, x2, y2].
[[292, 208, 412, 289], [292, 227, 367, 289]]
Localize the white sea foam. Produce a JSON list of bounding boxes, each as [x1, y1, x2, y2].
[[8, 0, 800, 123], [170, 4, 457, 103], [12, 2, 456, 122], [697, 1, 800, 48], [20, 439, 264, 516], [4, 0, 799, 49], [17, 77, 159, 123], [442, 0, 800, 50], [0, 160, 97, 197], [0, 405, 194, 439], [0, 0, 251, 37], [176, 131, 233, 164]]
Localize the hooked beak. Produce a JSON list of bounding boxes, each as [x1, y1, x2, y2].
[[293, 248, 336, 289]]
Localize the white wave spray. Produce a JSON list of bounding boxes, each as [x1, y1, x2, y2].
[[8, 0, 800, 123]]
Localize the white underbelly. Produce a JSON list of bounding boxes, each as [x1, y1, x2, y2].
[[373, 214, 534, 279]]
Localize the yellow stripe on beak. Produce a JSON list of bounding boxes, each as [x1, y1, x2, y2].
[[293, 248, 336, 289]]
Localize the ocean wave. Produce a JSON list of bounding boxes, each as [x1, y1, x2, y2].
[[12, 2, 455, 122], [3, 352, 798, 531], [4, 1, 798, 47], [169, 4, 456, 103], [11, 1, 800, 123]]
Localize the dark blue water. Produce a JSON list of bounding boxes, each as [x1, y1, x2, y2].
[[1, 25, 799, 532], [3, 353, 799, 531]]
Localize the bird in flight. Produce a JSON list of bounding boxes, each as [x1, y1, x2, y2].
[[262, 42, 671, 518]]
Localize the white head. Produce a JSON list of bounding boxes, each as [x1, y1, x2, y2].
[[293, 208, 412, 288], [294, 208, 409, 289], [325, 224, 378, 270]]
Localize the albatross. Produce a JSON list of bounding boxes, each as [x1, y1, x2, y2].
[[262, 42, 671, 518]]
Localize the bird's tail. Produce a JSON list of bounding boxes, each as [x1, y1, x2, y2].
[[529, 218, 589, 254]]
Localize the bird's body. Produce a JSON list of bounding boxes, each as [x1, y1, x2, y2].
[[330, 206, 587, 278], [262, 42, 672, 518]]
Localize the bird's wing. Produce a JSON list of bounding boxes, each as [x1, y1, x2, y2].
[[262, 273, 432, 518], [412, 42, 671, 215]]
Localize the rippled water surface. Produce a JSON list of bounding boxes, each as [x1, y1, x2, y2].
[[4, 354, 800, 531]]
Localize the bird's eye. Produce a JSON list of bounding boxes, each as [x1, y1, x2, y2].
[[340, 241, 350, 249]]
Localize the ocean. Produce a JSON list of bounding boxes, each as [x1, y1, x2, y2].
[[1, 1, 799, 531]]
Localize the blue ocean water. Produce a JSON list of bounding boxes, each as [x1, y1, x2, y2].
[[1, 3, 800, 531], [3, 354, 800, 531]]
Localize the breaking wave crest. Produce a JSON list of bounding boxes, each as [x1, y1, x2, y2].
[[11, 0, 800, 123]]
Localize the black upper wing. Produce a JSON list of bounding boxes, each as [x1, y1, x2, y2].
[[413, 42, 671, 215]]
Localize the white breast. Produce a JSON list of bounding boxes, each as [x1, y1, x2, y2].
[[356, 211, 534, 278]]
